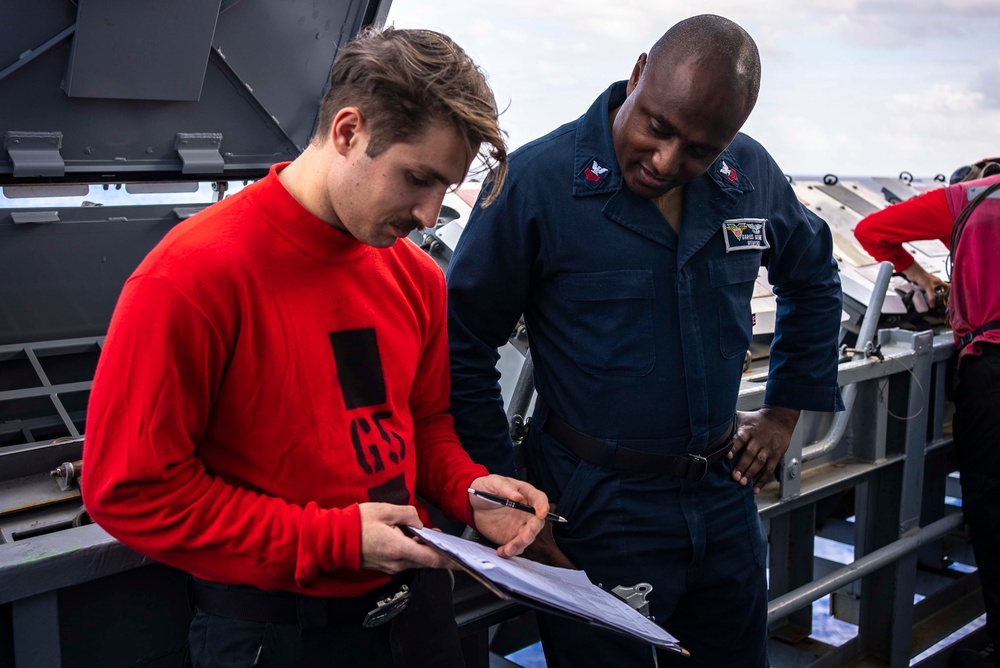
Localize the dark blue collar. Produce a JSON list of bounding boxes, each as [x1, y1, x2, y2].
[[572, 82, 626, 198], [572, 80, 755, 200], [573, 81, 758, 264]]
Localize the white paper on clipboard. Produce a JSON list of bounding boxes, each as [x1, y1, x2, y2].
[[406, 526, 685, 655]]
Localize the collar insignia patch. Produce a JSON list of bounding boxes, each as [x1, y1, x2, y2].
[[583, 159, 610, 185], [722, 218, 770, 252], [720, 160, 739, 183]]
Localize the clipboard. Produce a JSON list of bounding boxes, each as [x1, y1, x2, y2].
[[404, 526, 686, 655]]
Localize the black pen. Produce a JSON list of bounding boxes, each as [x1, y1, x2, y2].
[[467, 488, 567, 523]]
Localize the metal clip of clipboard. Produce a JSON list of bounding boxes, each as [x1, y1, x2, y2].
[[610, 582, 653, 620], [611, 583, 658, 667]]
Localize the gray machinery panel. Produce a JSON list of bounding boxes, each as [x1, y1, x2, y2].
[[793, 176, 951, 320], [65, 0, 222, 102], [815, 184, 881, 217], [0, 204, 196, 345], [847, 177, 914, 207], [835, 179, 891, 208], [791, 181, 873, 268], [0, 0, 392, 184], [872, 175, 943, 199], [0, 0, 391, 342]]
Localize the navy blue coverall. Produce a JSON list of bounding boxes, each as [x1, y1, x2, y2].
[[447, 82, 844, 667]]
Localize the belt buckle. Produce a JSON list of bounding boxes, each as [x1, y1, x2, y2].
[[685, 454, 709, 481], [361, 584, 411, 628]]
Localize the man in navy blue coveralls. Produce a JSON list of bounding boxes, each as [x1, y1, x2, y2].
[[447, 15, 844, 668]]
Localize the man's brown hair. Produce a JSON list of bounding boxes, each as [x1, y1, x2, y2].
[[316, 27, 507, 205]]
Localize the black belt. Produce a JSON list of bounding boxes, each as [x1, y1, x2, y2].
[[545, 413, 735, 480], [958, 320, 1000, 350], [190, 573, 413, 629]]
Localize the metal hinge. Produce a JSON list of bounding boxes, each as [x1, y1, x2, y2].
[[4, 131, 65, 177], [174, 133, 224, 174]]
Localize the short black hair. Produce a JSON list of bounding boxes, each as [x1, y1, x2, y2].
[[648, 15, 761, 112]]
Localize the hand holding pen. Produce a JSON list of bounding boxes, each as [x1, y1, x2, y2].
[[465, 475, 558, 558], [468, 488, 568, 523]]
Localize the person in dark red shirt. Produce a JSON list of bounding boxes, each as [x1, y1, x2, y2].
[[82, 28, 551, 668], [854, 158, 1000, 308], [855, 160, 1000, 668]]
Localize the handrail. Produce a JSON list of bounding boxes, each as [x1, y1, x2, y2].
[[506, 349, 534, 424], [767, 512, 964, 623], [802, 261, 894, 462]]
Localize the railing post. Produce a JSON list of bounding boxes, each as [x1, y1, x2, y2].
[[12, 591, 61, 668]]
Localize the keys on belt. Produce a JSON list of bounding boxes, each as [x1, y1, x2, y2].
[[190, 575, 413, 629], [362, 584, 411, 628]]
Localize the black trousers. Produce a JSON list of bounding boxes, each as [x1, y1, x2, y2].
[[954, 345, 1000, 650], [187, 569, 465, 668]]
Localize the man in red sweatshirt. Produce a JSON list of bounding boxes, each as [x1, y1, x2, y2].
[[82, 27, 550, 668]]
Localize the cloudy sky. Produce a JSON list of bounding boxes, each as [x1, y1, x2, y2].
[[386, 1, 1000, 180]]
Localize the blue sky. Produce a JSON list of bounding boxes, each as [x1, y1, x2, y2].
[[386, 1, 1000, 180]]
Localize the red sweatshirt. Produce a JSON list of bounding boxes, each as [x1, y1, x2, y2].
[[83, 163, 488, 598]]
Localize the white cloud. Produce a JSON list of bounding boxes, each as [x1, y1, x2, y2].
[[975, 64, 1000, 109], [764, 116, 835, 155], [891, 84, 984, 114]]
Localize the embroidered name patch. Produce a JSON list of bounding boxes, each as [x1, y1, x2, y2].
[[722, 218, 770, 252]]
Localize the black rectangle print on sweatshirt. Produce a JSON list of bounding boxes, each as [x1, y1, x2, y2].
[[329, 328, 386, 410]]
